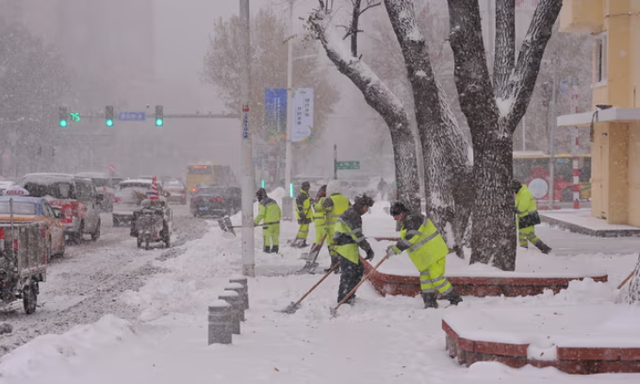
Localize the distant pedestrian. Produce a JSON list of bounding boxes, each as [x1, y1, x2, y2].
[[377, 178, 389, 200], [512, 180, 551, 254], [254, 188, 281, 254]]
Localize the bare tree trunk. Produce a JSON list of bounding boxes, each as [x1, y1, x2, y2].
[[309, 6, 421, 208], [384, 0, 472, 257]]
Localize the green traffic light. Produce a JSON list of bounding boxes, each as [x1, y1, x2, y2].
[[155, 118, 164, 126], [106, 119, 114, 127], [59, 120, 68, 127]]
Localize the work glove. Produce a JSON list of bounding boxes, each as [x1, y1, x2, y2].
[[386, 245, 400, 258], [365, 248, 375, 261]]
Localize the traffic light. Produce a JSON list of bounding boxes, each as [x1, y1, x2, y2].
[[105, 106, 114, 127], [155, 105, 164, 126], [59, 107, 68, 127]]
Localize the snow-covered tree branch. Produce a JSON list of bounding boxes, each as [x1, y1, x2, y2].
[[502, 0, 563, 132], [308, 2, 421, 207], [493, 0, 516, 99]]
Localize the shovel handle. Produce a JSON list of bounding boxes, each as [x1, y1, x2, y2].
[[332, 255, 388, 313], [293, 262, 340, 306], [618, 269, 637, 290]]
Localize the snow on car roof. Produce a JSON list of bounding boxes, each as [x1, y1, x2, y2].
[[0, 196, 43, 203], [22, 173, 92, 183], [76, 172, 110, 178], [120, 179, 153, 185]]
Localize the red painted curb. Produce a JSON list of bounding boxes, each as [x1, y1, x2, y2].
[[362, 259, 608, 298], [443, 320, 640, 374]]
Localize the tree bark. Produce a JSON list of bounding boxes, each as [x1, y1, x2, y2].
[[447, 0, 515, 270], [493, 0, 515, 99], [309, 7, 421, 208], [447, 0, 562, 270], [384, 0, 472, 257]]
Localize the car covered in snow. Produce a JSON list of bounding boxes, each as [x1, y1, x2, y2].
[[0, 196, 65, 260], [189, 184, 241, 218], [112, 179, 165, 226], [20, 173, 102, 243]]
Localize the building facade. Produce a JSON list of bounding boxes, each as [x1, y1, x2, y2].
[[557, 0, 640, 225]]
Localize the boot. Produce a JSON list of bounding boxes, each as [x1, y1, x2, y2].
[[271, 245, 279, 254], [263, 246, 271, 253], [445, 290, 463, 306], [299, 240, 308, 248], [533, 240, 552, 254], [421, 292, 438, 309]]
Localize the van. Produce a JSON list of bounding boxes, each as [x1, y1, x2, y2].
[[20, 173, 102, 243]]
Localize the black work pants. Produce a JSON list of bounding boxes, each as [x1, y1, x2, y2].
[[337, 257, 364, 303]]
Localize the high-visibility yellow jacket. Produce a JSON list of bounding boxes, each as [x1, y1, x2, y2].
[[313, 196, 327, 234], [296, 190, 313, 222], [322, 194, 350, 234], [333, 206, 373, 264], [515, 185, 537, 218], [254, 197, 281, 227], [391, 212, 448, 271]]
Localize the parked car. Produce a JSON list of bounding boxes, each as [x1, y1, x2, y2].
[[20, 173, 102, 243], [162, 179, 187, 204], [76, 172, 119, 212], [190, 184, 241, 218], [0, 180, 16, 195], [112, 179, 161, 226], [0, 196, 65, 260]]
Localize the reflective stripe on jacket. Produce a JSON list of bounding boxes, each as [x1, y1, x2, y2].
[[394, 213, 448, 271], [254, 197, 282, 226]]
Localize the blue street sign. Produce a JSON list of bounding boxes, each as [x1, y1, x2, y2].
[[118, 112, 146, 121]]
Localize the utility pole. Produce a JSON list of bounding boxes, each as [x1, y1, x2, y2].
[[548, 55, 559, 209], [239, 0, 255, 277], [284, 0, 294, 194]]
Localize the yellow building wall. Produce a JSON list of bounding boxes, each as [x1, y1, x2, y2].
[[607, 123, 629, 224], [559, 0, 604, 33], [591, 123, 607, 219], [605, 0, 632, 108], [631, 0, 640, 108], [628, 122, 640, 226]]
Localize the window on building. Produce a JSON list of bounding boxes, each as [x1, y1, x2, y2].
[[595, 33, 607, 85]]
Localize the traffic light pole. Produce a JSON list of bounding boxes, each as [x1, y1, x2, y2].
[[239, 0, 256, 277]]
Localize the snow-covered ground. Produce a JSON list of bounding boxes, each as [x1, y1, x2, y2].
[[0, 197, 639, 384]]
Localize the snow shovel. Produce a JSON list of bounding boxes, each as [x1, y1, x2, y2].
[[297, 234, 328, 274], [330, 255, 389, 318], [217, 217, 237, 236], [277, 262, 340, 314]]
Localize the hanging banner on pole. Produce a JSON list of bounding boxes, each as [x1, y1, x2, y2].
[[264, 88, 287, 136], [290, 88, 313, 143]]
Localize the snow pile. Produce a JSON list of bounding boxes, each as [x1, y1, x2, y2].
[[0, 315, 135, 380]]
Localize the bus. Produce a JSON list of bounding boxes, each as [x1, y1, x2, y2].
[[513, 151, 591, 203], [186, 163, 236, 199]]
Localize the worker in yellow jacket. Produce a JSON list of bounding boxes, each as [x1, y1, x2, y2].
[[513, 180, 551, 254], [254, 188, 282, 254], [386, 202, 463, 309]]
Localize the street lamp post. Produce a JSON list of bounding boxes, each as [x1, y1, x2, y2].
[[239, 0, 256, 277]]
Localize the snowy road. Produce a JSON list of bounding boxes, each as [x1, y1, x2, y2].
[[0, 205, 209, 356]]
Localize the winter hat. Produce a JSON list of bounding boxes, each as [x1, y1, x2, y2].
[[326, 179, 341, 196]]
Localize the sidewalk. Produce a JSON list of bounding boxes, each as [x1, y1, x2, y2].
[[540, 208, 640, 237]]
